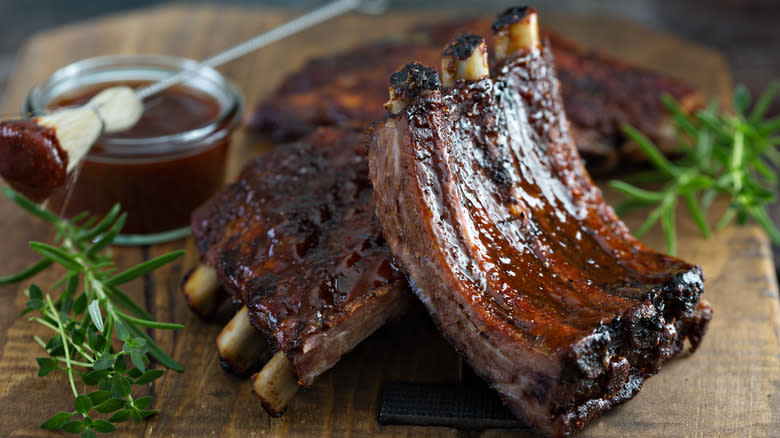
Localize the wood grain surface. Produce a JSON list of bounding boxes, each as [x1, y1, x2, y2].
[[0, 5, 777, 437]]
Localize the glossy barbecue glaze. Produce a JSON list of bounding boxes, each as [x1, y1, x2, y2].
[[367, 13, 710, 436], [191, 127, 410, 386]]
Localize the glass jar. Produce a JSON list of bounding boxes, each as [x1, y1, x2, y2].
[[24, 55, 243, 244]]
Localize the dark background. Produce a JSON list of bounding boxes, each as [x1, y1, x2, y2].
[[0, 0, 778, 273], [1, 0, 778, 108]]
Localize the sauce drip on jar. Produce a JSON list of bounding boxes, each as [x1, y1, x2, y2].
[[46, 81, 233, 236]]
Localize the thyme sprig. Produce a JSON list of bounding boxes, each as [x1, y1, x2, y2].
[[610, 82, 780, 255], [0, 187, 184, 437]]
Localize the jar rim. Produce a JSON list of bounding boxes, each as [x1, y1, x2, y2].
[[23, 54, 244, 156]]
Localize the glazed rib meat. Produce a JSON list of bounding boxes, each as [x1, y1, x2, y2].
[[190, 127, 410, 390], [367, 8, 710, 437], [250, 16, 701, 172]]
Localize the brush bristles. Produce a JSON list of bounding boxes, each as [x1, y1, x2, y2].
[[34, 86, 143, 175], [89, 86, 143, 134], [36, 107, 102, 173]]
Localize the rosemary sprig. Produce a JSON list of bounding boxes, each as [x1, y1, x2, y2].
[[610, 81, 780, 254], [0, 187, 184, 437]]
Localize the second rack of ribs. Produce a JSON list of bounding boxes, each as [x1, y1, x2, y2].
[[191, 127, 411, 389]]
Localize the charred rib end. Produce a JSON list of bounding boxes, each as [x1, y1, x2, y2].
[[384, 63, 441, 114], [492, 6, 540, 59], [216, 306, 270, 376], [252, 351, 300, 417], [441, 34, 490, 87]]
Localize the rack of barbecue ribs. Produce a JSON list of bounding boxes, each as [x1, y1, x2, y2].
[[368, 7, 710, 437], [186, 127, 411, 415], [250, 14, 701, 173], [184, 6, 710, 434]]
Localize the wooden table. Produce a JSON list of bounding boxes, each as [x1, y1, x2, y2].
[[0, 6, 778, 437]]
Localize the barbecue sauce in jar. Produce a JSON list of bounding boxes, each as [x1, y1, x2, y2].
[[24, 55, 243, 243], [46, 81, 232, 237]]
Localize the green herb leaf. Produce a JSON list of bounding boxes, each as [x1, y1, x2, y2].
[[130, 408, 143, 423], [125, 322, 183, 372], [40, 411, 74, 430], [94, 398, 126, 414], [1, 186, 60, 224], [70, 327, 86, 347], [114, 318, 130, 342], [77, 204, 122, 242], [61, 420, 86, 434], [119, 311, 184, 330], [0, 259, 53, 284], [93, 353, 114, 371], [85, 213, 127, 258], [733, 84, 751, 115], [86, 390, 111, 406], [91, 419, 117, 433], [72, 293, 87, 316], [26, 298, 44, 311], [106, 250, 184, 286], [87, 300, 104, 332], [108, 410, 131, 423], [86, 327, 105, 352], [139, 409, 159, 419], [28, 284, 44, 300], [133, 396, 154, 410], [104, 285, 154, 320], [622, 124, 680, 177], [114, 355, 127, 373], [135, 369, 165, 385], [29, 242, 83, 271], [112, 376, 132, 398], [36, 357, 59, 377], [130, 352, 146, 373], [74, 395, 93, 415]]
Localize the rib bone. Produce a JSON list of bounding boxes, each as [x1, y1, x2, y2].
[[493, 6, 540, 60], [36, 108, 102, 174], [441, 34, 489, 87], [251, 351, 300, 417], [182, 264, 224, 318], [216, 306, 270, 375]]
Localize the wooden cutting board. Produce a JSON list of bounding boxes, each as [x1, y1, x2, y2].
[[0, 5, 777, 437]]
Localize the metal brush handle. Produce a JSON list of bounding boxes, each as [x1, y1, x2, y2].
[[136, 0, 389, 99]]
